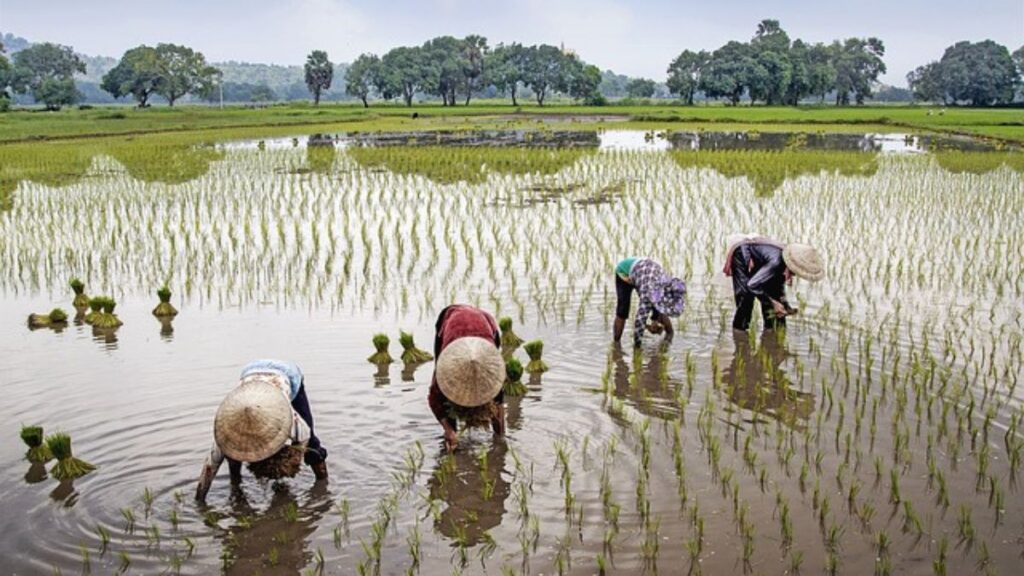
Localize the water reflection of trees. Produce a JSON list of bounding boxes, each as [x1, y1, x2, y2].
[[216, 482, 332, 575], [0, 139, 222, 210], [426, 442, 510, 547], [347, 144, 593, 185], [610, 345, 684, 421], [721, 331, 814, 428], [932, 151, 1024, 175], [670, 149, 879, 198]]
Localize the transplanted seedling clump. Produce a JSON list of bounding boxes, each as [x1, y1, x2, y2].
[[46, 432, 97, 480], [368, 333, 394, 364], [21, 425, 53, 463], [27, 308, 68, 329], [70, 278, 90, 308], [89, 296, 124, 329], [499, 317, 524, 351], [399, 331, 433, 364]]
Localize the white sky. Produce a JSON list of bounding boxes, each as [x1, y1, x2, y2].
[[1, 0, 1022, 86]]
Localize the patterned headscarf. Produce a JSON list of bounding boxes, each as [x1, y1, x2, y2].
[[650, 277, 687, 317]]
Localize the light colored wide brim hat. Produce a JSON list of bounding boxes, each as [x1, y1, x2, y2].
[[214, 378, 293, 462], [783, 243, 825, 282], [436, 336, 505, 408]]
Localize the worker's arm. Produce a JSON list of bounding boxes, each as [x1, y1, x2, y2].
[[195, 444, 226, 502]]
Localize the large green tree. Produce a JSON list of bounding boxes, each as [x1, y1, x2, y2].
[[909, 41, 1019, 106], [666, 49, 708, 105], [380, 46, 427, 106], [10, 42, 85, 110], [699, 41, 754, 105], [101, 45, 162, 107], [485, 43, 528, 106], [523, 44, 568, 106], [460, 35, 488, 105], [345, 53, 380, 107], [906, 62, 946, 103], [0, 41, 11, 109], [832, 37, 885, 105], [304, 50, 333, 106], [153, 43, 219, 106]]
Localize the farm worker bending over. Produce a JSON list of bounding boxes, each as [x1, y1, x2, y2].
[[613, 257, 687, 348], [428, 304, 506, 452], [195, 359, 328, 502], [724, 236, 824, 331]]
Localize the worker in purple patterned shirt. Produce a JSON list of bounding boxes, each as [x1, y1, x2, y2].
[[613, 257, 687, 348]]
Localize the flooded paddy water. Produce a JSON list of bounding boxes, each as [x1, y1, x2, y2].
[[1, 129, 1022, 575]]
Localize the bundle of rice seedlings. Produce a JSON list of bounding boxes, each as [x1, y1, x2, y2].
[[70, 278, 90, 308], [399, 331, 433, 364], [91, 296, 123, 329], [21, 425, 53, 463], [499, 317, 524, 350], [84, 297, 103, 325], [46, 433, 96, 480], [152, 285, 178, 318], [27, 308, 68, 329], [524, 340, 549, 374], [247, 444, 305, 480], [503, 357, 527, 396], [367, 333, 394, 364], [447, 401, 500, 429]]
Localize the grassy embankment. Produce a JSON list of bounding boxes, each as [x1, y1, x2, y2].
[[1, 101, 1022, 144]]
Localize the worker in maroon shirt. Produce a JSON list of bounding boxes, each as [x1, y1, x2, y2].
[[428, 304, 506, 451]]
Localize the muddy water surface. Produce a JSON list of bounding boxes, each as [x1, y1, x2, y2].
[[1, 131, 1022, 575]]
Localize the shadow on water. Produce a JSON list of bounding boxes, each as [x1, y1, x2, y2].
[[427, 442, 510, 547], [720, 330, 814, 429], [215, 481, 332, 575], [24, 461, 48, 484]]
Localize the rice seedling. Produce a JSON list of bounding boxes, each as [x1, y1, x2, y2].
[[503, 357, 528, 396], [26, 308, 69, 329], [20, 425, 53, 463], [523, 340, 548, 373], [499, 316, 525, 351], [45, 433, 96, 479], [152, 285, 178, 317], [368, 333, 394, 364], [70, 277, 90, 308], [399, 331, 433, 363]]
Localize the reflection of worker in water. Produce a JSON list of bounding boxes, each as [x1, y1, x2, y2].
[[217, 481, 333, 575], [613, 258, 686, 348], [428, 305, 506, 452], [610, 346, 682, 420], [427, 442, 511, 546], [195, 360, 328, 502], [721, 331, 813, 426], [724, 237, 823, 331]]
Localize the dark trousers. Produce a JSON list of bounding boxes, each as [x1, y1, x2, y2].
[[292, 381, 327, 465], [731, 251, 786, 331], [615, 275, 634, 319]]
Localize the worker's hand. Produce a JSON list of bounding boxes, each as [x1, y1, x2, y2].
[[772, 300, 788, 318], [444, 429, 458, 452], [646, 321, 664, 334]]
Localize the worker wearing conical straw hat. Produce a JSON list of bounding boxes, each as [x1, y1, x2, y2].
[[723, 235, 824, 331], [195, 360, 328, 502], [613, 257, 687, 348], [429, 304, 506, 452]]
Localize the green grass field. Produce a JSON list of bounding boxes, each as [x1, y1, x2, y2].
[[1, 101, 1022, 144]]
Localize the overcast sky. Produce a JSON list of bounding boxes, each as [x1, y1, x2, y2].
[[2, 0, 1021, 86]]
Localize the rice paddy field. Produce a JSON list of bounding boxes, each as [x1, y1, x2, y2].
[[0, 128, 1022, 575]]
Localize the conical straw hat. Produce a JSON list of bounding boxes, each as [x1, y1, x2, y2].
[[783, 243, 825, 282], [214, 378, 293, 462], [436, 337, 504, 408]]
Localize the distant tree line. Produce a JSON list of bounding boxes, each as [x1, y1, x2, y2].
[[666, 20, 887, 106], [344, 37, 603, 107], [907, 41, 1022, 106]]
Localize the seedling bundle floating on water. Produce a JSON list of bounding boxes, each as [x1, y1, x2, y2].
[[368, 333, 394, 364], [504, 357, 527, 397], [499, 317, 524, 350], [27, 308, 68, 329], [46, 433, 96, 480], [90, 296, 124, 329], [20, 425, 53, 463], [84, 297, 103, 324], [70, 278, 90, 308], [523, 340, 549, 374], [399, 331, 433, 364], [152, 285, 178, 318]]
